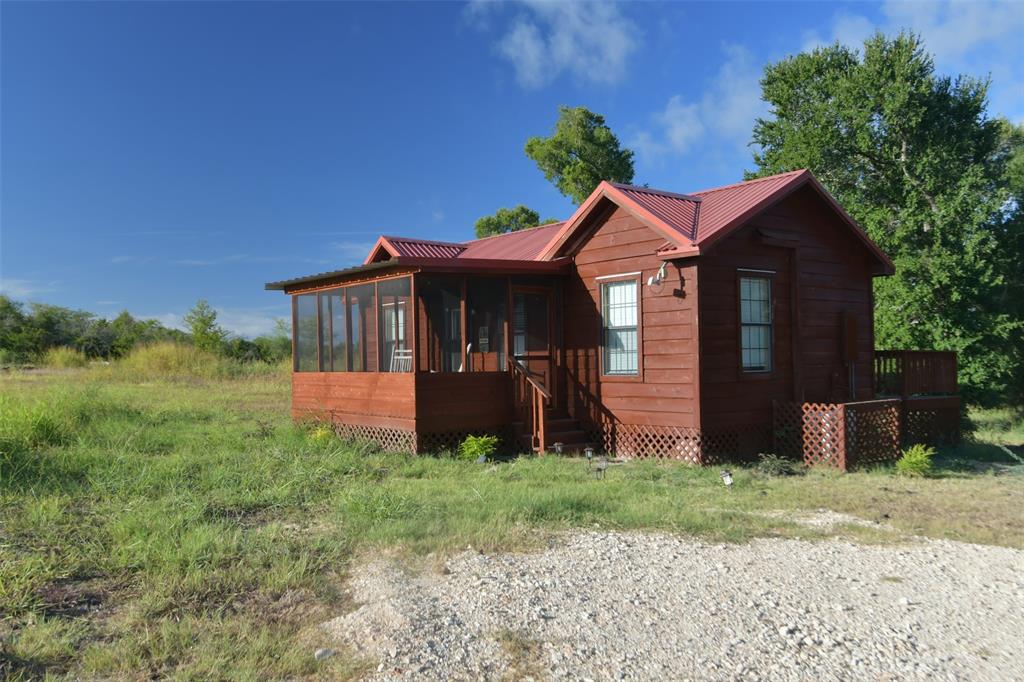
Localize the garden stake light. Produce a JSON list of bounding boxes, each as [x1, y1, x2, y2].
[[720, 470, 734, 489]]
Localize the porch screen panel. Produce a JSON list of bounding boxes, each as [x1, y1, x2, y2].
[[347, 283, 377, 372], [294, 294, 318, 372], [421, 276, 463, 372], [467, 277, 507, 371], [378, 277, 411, 372], [329, 290, 347, 371], [739, 275, 772, 372], [601, 280, 638, 375], [318, 293, 332, 371]]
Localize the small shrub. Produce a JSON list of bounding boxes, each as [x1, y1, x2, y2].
[[457, 434, 499, 461], [895, 443, 936, 477], [756, 452, 802, 476], [307, 424, 335, 445], [43, 347, 89, 368]]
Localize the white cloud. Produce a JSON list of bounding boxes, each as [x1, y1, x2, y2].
[[630, 45, 765, 161], [475, 0, 640, 89], [110, 255, 154, 265], [880, 0, 1024, 63], [215, 308, 287, 338], [0, 278, 61, 299], [803, 0, 1024, 120]]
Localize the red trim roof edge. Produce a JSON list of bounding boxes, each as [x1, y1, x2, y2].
[[696, 170, 894, 275]]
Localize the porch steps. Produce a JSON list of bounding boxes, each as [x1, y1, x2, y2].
[[513, 409, 596, 455]]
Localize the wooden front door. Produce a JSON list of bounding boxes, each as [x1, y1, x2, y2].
[[512, 288, 555, 406]]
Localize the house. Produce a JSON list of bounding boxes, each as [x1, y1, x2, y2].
[[266, 169, 960, 466]]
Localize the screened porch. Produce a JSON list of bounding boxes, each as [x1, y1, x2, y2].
[[282, 263, 571, 453]]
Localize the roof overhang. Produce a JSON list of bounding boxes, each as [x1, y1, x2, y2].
[[695, 171, 895, 276], [265, 256, 572, 293], [364, 236, 399, 264]]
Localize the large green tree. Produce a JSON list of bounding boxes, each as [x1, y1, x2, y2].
[[751, 32, 1024, 402], [474, 205, 557, 239], [525, 105, 635, 204], [183, 300, 227, 354]]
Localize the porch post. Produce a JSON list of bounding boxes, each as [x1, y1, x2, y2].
[[460, 276, 468, 371], [411, 273, 420, 373]]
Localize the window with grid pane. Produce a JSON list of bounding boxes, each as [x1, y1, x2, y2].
[[739, 275, 772, 372], [601, 280, 638, 375]]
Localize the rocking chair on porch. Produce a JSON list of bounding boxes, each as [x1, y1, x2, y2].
[[389, 348, 413, 373]]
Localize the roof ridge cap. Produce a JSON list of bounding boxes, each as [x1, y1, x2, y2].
[[692, 169, 809, 195], [608, 182, 703, 202]]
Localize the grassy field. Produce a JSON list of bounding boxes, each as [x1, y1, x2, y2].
[[1, 365, 1021, 679]]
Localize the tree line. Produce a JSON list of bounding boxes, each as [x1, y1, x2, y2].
[[0, 296, 290, 365]]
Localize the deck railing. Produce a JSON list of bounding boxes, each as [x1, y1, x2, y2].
[[874, 350, 957, 397], [509, 358, 551, 452]]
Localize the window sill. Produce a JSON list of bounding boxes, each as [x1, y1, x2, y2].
[[600, 373, 643, 383]]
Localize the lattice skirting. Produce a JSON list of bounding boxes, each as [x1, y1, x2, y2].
[[416, 428, 514, 456], [592, 423, 770, 464], [332, 422, 418, 454], [904, 406, 961, 445], [772, 397, 957, 471], [324, 418, 511, 456]]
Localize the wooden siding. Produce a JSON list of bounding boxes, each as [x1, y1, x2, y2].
[[292, 371, 511, 434], [415, 372, 512, 431], [292, 372, 416, 430], [563, 201, 700, 429], [698, 184, 876, 431]]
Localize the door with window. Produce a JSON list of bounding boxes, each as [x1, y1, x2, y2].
[[512, 288, 554, 404]]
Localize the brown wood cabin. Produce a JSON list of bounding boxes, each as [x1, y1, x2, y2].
[[266, 169, 960, 463]]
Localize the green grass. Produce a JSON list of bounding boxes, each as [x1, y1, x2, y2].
[[1, 368, 1021, 679], [969, 405, 1024, 447]]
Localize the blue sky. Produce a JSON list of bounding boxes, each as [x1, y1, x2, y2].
[[2, 1, 1022, 337]]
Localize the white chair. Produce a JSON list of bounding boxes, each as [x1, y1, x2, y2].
[[390, 348, 413, 373]]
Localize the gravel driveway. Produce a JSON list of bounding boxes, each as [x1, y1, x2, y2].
[[323, 520, 1024, 681]]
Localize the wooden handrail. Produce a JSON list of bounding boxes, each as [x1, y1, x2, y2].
[[509, 357, 551, 452], [505, 356, 548, 399]]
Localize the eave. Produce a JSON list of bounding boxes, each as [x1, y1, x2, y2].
[[265, 256, 572, 293]]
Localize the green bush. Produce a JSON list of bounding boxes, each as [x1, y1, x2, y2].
[[457, 434, 499, 461], [895, 443, 936, 477], [756, 452, 802, 476], [43, 346, 89, 368]]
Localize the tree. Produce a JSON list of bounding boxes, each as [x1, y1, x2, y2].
[[0, 296, 43, 362], [750, 32, 1024, 403], [525, 106, 635, 204], [183, 300, 226, 353], [474, 205, 557, 238], [253, 318, 292, 363]]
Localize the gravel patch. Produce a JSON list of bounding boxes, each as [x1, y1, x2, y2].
[[322, 525, 1024, 681]]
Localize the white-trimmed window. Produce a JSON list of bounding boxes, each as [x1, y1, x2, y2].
[[740, 275, 772, 372], [601, 279, 639, 375]]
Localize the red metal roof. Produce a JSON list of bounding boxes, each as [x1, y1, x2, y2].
[[690, 169, 807, 245], [347, 169, 890, 272], [609, 184, 700, 242], [382, 236, 466, 259], [458, 221, 565, 261]]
